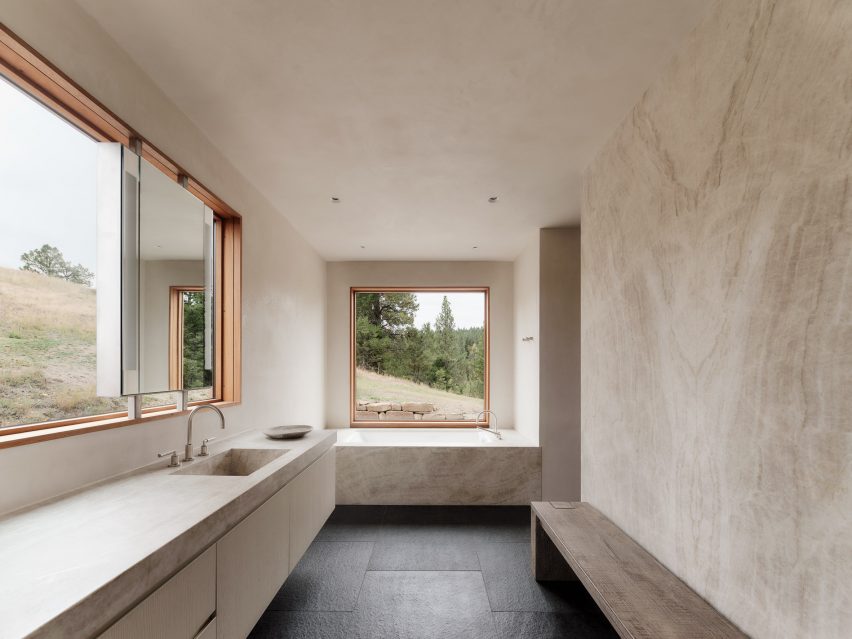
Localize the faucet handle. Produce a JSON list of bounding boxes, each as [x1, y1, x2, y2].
[[157, 450, 180, 467], [199, 437, 216, 457]]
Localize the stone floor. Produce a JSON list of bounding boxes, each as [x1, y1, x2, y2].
[[249, 505, 617, 639]]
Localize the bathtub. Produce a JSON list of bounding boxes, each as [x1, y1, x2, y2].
[[336, 428, 533, 447], [334, 428, 541, 505]]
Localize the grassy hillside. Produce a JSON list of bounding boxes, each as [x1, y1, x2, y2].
[[355, 367, 483, 416], [0, 266, 125, 426]]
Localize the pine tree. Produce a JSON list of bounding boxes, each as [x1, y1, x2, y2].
[[433, 296, 461, 391], [435, 296, 456, 350], [354, 292, 419, 373]]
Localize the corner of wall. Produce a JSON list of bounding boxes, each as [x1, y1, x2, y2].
[[539, 227, 580, 501], [513, 234, 541, 444]]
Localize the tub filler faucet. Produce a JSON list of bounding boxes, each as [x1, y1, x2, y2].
[[475, 410, 501, 439]]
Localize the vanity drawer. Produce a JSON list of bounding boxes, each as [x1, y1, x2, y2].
[[216, 484, 291, 639], [289, 447, 336, 570], [99, 546, 216, 639]]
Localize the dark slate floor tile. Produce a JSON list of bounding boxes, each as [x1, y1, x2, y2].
[[379, 506, 529, 545], [367, 541, 481, 571], [493, 612, 618, 639], [453, 506, 531, 527], [382, 506, 529, 528], [316, 506, 387, 542], [270, 542, 373, 611], [463, 506, 531, 543], [249, 611, 354, 639], [478, 543, 593, 612], [379, 508, 479, 544], [381, 505, 468, 526], [351, 571, 497, 639]]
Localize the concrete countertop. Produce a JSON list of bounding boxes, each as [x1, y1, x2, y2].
[[0, 429, 336, 639]]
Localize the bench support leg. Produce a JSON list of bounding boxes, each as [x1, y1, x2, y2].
[[532, 512, 578, 581]]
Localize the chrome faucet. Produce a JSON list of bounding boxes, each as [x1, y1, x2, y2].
[[184, 404, 225, 461], [475, 410, 501, 439]]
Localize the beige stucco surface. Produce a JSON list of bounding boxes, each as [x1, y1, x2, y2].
[[581, 1, 852, 637]]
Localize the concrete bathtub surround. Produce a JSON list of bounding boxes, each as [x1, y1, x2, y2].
[[582, 1, 852, 637], [336, 429, 541, 505]]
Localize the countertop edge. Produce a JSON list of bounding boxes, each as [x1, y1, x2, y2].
[[23, 431, 335, 639]]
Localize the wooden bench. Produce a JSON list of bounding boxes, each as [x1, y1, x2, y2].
[[531, 502, 747, 639]]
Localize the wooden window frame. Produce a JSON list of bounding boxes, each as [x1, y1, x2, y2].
[[168, 286, 206, 390], [350, 286, 490, 428], [0, 24, 242, 449]]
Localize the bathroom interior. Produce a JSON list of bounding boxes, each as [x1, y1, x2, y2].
[[0, 1, 849, 638]]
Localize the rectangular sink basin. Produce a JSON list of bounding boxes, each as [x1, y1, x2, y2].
[[172, 448, 288, 476]]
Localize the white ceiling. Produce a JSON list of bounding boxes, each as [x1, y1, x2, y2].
[[78, 0, 708, 261]]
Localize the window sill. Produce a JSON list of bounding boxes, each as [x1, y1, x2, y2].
[[0, 401, 239, 450], [349, 422, 485, 428]]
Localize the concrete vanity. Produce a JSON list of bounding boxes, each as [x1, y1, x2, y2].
[[0, 430, 336, 639]]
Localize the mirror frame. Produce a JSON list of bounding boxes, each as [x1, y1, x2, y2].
[[0, 24, 242, 448], [98, 146, 216, 397]]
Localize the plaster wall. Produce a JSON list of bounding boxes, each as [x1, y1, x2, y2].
[[539, 228, 580, 500], [513, 235, 540, 444], [581, 1, 852, 636]]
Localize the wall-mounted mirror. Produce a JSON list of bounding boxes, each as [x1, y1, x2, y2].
[[97, 144, 214, 397]]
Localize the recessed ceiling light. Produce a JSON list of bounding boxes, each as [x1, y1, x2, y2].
[[472, 246, 479, 249], [331, 196, 340, 202], [488, 196, 498, 203], [360, 245, 366, 249]]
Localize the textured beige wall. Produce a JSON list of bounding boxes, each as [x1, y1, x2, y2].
[[581, 1, 852, 637], [513, 228, 581, 497], [540, 228, 580, 501], [513, 234, 540, 443]]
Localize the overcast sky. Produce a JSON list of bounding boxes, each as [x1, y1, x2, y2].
[[0, 76, 98, 272], [413, 292, 485, 330]]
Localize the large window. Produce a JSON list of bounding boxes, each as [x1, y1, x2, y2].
[[0, 26, 242, 443], [351, 288, 489, 426], [0, 76, 127, 427]]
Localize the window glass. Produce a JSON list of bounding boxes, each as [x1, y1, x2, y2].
[[0, 77, 125, 427], [141, 388, 212, 409], [353, 290, 487, 424]]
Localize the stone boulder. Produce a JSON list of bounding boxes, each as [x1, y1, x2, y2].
[[402, 402, 435, 414], [384, 410, 415, 421], [354, 411, 380, 421], [366, 402, 392, 413]]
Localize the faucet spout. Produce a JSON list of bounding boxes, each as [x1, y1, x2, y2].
[[475, 410, 501, 439], [185, 404, 225, 462]]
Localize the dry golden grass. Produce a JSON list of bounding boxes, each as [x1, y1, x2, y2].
[[1, 267, 95, 335], [0, 267, 125, 426], [355, 367, 484, 416]]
